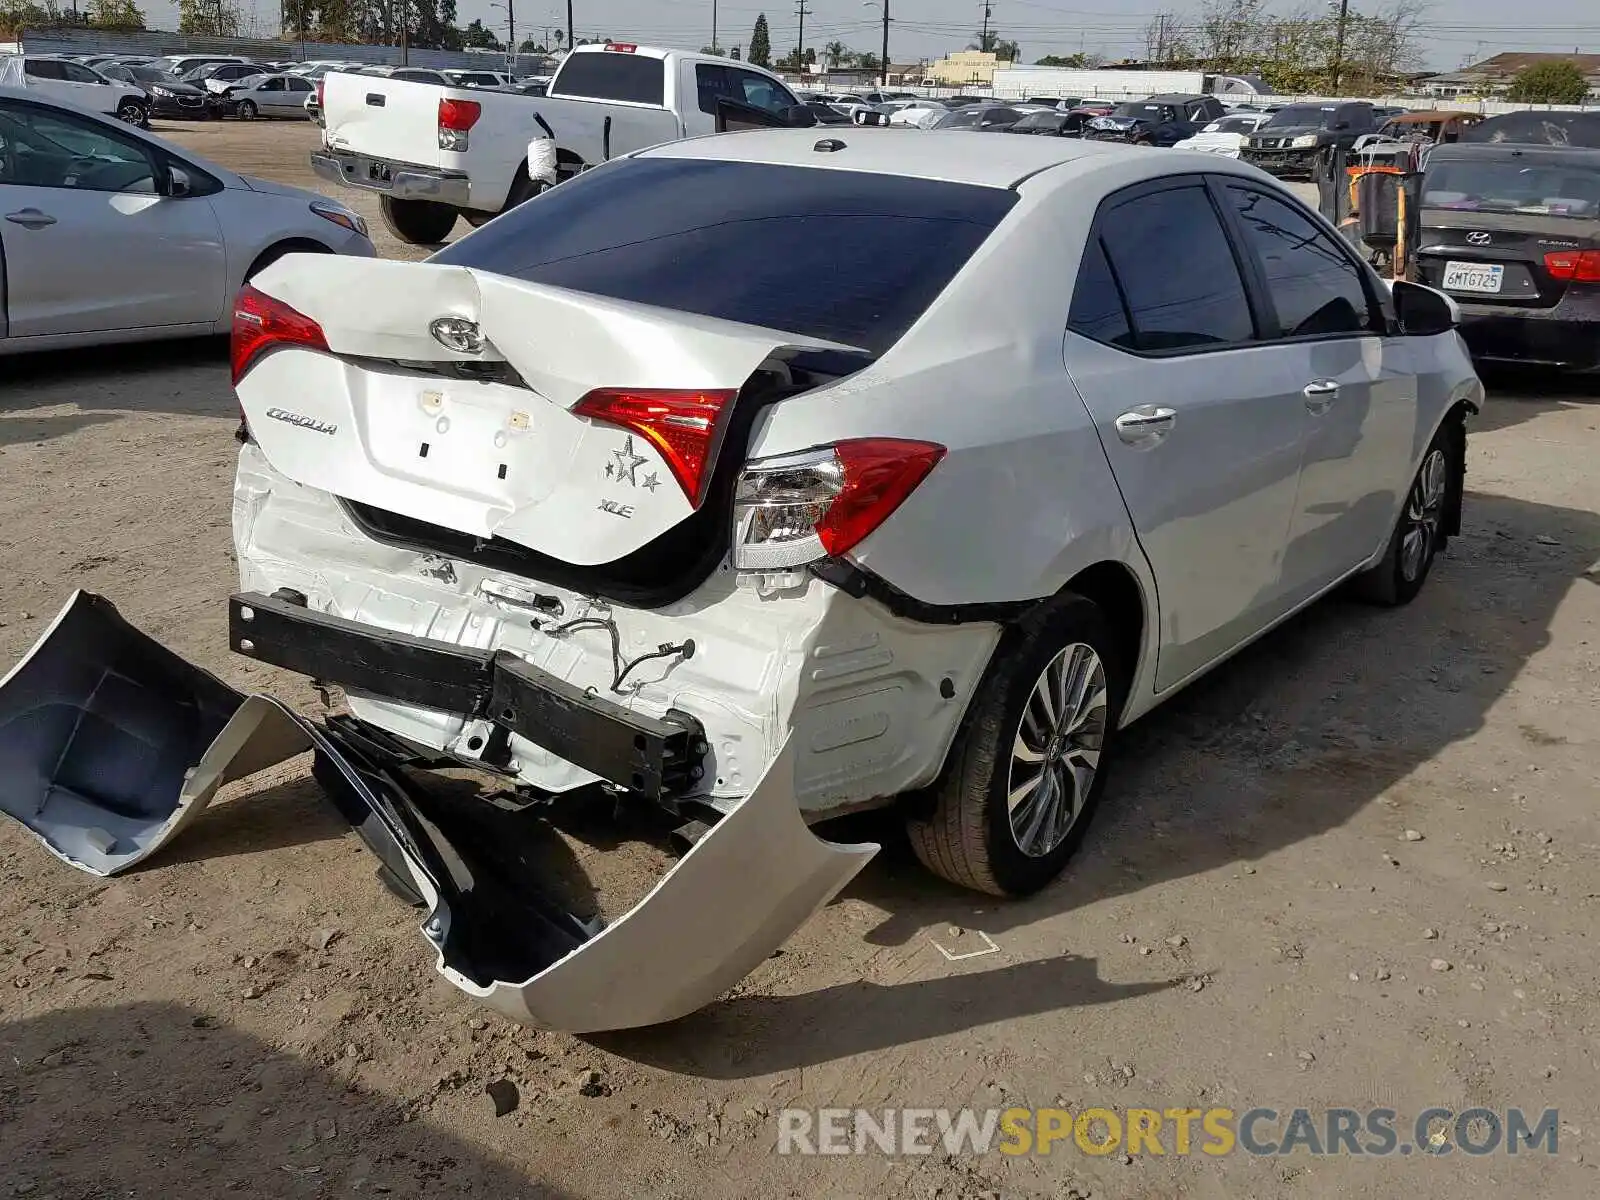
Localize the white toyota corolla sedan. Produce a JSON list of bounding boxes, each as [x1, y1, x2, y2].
[[0, 87, 372, 356], [2, 129, 1481, 1031]]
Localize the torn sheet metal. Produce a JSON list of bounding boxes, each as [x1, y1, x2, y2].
[[0, 592, 878, 1030]]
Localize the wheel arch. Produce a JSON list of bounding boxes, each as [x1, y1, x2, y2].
[[244, 237, 333, 284], [1053, 559, 1150, 721]]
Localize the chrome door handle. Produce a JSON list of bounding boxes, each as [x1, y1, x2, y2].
[[4, 208, 56, 229], [1303, 380, 1340, 413], [1114, 406, 1176, 446]]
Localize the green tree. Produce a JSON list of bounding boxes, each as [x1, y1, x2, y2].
[[1505, 59, 1590, 104], [993, 38, 1020, 62], [729, 45, 741, 60], [1035, 53, 1089, 67], [460, 16, 501, 49], [700, 44, 726, 56], [823, 39, 846, 67], [88, 0, 145, 29], [748, 12, 771, 67], [177, 0, 242, 36]]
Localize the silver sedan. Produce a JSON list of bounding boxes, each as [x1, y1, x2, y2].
[[0, 87, 373, 356], [223, 72, 317, 120]]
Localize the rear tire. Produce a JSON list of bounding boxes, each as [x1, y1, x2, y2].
[[378, 196, 458, 245], [235, 99, 257, 120], [1351, 418, 1462, 606], [907, 594, 1127, 897]]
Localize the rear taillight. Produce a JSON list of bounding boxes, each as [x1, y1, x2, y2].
[[573, 388, 740, 507], [314, 79, 323, 107], [438, 97, 481, 150], [732, 439, 945, 570], [231, 284, 329, 385], [1544, 249, 1600, 283]]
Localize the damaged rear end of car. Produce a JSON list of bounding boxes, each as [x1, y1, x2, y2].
[[2, 148, 1021, 1030]]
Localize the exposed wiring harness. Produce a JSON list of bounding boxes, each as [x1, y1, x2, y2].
[[541, 614, 695, 695]]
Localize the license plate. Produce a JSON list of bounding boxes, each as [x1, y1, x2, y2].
[[1442, 261, 1504, 294]]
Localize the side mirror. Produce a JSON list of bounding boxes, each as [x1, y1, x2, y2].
[[167, 165, 193, 198], [1391, 280, 1457, 336], [782, 104, 817, 128]]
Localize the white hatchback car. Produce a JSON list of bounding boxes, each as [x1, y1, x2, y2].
[[0, 88, 372, 355], [0, 129, 1481, 1031]]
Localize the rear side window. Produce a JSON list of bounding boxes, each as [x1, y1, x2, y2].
[[1095, 185, 1255, 351], [24, 60, 65, 79], [1226, 186, 1373, 337], [1067, 237, 1133, 347], [551, 51, 664, 105], [431, 157, 1015, 355]]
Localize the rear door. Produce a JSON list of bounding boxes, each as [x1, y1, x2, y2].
[[21, 60, 76, 106], [0, 99, 225, 337], [1063, 178, 1309, 690], [283, 75, 315, 116], [1220, 179, 1417, 595]]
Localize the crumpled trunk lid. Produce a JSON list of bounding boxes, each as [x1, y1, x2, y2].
[[242, 255, 840, 568]]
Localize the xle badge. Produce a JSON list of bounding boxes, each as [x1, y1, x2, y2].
[[597, 499, 634, 519], [604, 436, 662, 492]]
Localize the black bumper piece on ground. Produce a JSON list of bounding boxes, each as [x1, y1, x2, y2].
[[228, 592, 704, 800]]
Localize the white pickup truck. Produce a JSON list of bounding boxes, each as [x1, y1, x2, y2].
[[311, 43, 809, 244]]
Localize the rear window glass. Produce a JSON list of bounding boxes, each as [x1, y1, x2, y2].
[[430, 157, 1015, 355], [1423, 157, 1600, 219], [551, 51, 664, 105]]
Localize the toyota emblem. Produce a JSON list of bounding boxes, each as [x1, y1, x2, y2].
[[429, 316, 484, 354], [1466, 231, 1492, 246]]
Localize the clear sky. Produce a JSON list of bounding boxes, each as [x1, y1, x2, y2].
[[158, 0, 1597, 72]]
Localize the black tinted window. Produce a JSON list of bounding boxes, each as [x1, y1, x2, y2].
[[1068, 237, 1133, 347], [24, 60, 65, 79], [431, 157, 1014, 356], [1098, 186, 1254, 351], [1227, 186, 1371, 337], [552, 51, 664, 105]]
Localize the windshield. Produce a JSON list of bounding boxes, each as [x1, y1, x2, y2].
[[430, 157, 1016, 356], [1266, 105, 1335, 128], [1207, 116, 1258, 134], [1422, 158, 1600, 219], [128, 65, 174, 83], [1117, 103, 1178, 122]]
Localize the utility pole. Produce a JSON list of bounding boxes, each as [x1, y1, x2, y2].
[[507, 0, 515, 58], [567, 0, 574, 54], [879, 0, 889, 86], [979, 0, 992, 53], [795, 0, 812, 74], [712, 0, 718, 52], [1329, 0, 1351, 94]]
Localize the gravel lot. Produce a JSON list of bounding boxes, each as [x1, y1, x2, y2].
[[2, 118, 1599, 1200]]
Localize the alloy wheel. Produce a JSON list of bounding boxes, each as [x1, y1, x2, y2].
[[1007, 642, 1108, 858], [1400, 448, 1448, 582]]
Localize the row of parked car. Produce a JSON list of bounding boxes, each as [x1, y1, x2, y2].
[[0, 50, 547, 126]]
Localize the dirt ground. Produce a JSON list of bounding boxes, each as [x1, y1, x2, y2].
[[2, 119, 1599, 1200]]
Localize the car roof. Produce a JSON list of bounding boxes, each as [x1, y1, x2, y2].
[[1428, 142, 1600, 168], [639, 127, 1151, 188]]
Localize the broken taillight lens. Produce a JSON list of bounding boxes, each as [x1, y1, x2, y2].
[[573, 388, 739, 507], [732, 439, 946, 569], [1544, 249, 1600, 283], [231, 284, 329, 385]]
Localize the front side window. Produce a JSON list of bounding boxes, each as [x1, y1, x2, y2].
[[729, 69, 794, 115], [0, 102, 159, 193], [1096, 185, 1255, 351], [1227, 186, 1373, 337]]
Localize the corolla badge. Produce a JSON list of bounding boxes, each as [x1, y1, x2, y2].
[[429, 316, 484, 353], [1466, 231, 1492, 245]]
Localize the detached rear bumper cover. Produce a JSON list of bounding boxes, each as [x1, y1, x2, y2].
[[0, 593, 876, 1031]]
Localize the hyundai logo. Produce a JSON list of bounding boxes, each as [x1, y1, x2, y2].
[[1466, 231, 1492, 246], [429, 316, 484, 354]]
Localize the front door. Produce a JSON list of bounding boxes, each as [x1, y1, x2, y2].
[[1064, 179, 1310, 690], [0, 99, 226, 338], [1219, 181, 1418, 599]]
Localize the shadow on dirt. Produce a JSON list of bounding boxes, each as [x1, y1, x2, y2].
[[1475, 367, 1600, 435], [0, 1000, 571, 1198], [612, 487, 1597, 1074], [0, 337, 232, 426]]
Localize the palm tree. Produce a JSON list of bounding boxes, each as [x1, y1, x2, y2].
[[824, 39, 846, 68]]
